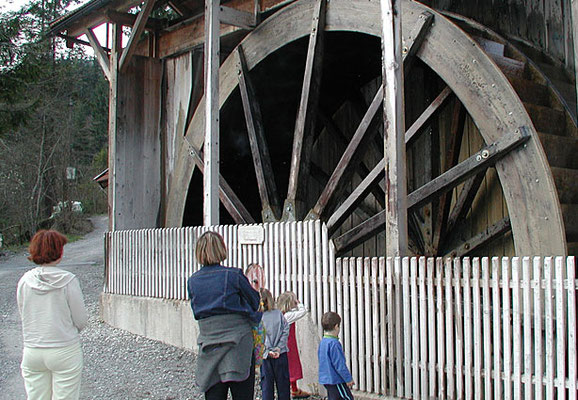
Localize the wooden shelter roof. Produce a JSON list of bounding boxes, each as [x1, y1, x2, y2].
[[49, 0, 292, 58], [49, 0, 287, 37]]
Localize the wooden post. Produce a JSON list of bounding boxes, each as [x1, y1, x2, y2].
[[380, 0, 408, 256], [204, 0, 220, 226], [108, 23, 121, 231], [571, 0, 578, 112]]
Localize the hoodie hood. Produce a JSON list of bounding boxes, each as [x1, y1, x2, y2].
[[23, 267, 75, 293]]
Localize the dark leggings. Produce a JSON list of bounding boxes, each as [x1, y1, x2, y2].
[[204, 355, 256, 400], [260, 352, 290, 400], [324, 383, 354, 400]]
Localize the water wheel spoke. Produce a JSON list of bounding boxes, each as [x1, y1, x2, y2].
[[189, 147, 255, 224], [310, 162, 376, 220], [432, 100, 467, 253], [407, 126, 530, 210], [317, 109, 386, 208], [327, 158, 385, 236], [284, 0, 327, 220], [349, 94, 386, 160], [308, 86, 384, 220], [335, 127, 529, 253], [443, 217, 511, 257], [403, 11, 434, 76], [405, 85, 453, 146], [408, 211, 426, 254], [237, 46, 281, 221], [334, 211, 386, 255], [445, 170, 487, 236]]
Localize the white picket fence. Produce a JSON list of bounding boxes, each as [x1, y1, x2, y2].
[[104, 221, 334, 325], [104, 223, 578, 399]]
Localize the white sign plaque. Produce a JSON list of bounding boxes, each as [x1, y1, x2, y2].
[[238, 225, 265, 245]]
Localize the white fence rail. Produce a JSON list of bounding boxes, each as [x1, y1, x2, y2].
[[104, 224, 577, 399]]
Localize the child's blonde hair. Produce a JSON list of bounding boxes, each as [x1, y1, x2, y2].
[[259, 288, 275, 311], [277, 291, 297, 314]]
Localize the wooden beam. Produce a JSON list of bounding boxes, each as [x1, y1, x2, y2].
[[55, 0, 144, 38], [431, 100, 467, 252], [119, 0, 157, 73], [186, 48, 204, 130], [105, 9, 164, 31], [167, 0, 193, 17], [404, 85, 453, 146], [308, 85, 383, 220], [108, 24, 122, 231], [317, 108, 386, 208], [334, 127, 530, 254], [203, 0, 220, 225], [347, 12, 433, 144], [570, 0, 578, 113], [348, 93, 387, 159], [237, 45, 281, 221], [402, 11, 434, 75], [407, 211, 425, 254], [333, 210, 386, 254], [84, 28, 111, 81], [445, 171, 486, 236], [327, 158, 384, 236], [310, 163, 377, 221], [407, 126, 530, 210], [381, 0, 408, 256], [283, 0, 327, 220], [189, 146, 255, 224], [444, 217, 511, 257], [220, 5, 256, 29], [57, 33, 106, 50], [254, 0, 262, 24]]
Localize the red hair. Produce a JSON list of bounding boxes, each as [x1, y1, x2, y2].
[[28, 230, 68, 265]]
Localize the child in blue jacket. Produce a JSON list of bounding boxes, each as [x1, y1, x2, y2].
[[318, 312, 355, 400]]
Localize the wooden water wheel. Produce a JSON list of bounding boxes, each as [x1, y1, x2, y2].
[[166, 0, 573, 257]]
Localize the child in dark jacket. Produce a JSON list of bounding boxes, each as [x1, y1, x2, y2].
[[318, 312, 354, 400], [260, 288, 291, 400]]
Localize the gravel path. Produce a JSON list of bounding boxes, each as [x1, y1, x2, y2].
[[0, 216, 203, 400]]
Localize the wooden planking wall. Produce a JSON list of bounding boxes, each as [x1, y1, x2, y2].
[[162, 53, 194, 204], [424, 0, 575, 73], [115, 55, 162, 230]]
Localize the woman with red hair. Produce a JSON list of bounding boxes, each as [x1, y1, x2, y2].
[[17, 230, 88, 400]]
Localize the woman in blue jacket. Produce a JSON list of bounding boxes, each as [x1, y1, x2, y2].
[[187, 231, 262, 400]]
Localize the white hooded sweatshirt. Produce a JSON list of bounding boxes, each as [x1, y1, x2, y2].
[[17, 266, 88, 348]]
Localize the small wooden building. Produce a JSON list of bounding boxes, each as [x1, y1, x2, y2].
[[50, 0, 578, 257]]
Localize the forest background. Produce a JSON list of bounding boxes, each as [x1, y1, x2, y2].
[[0, 0, 109, 247]]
